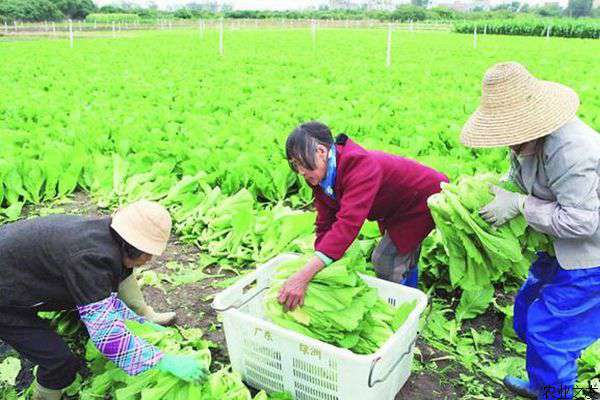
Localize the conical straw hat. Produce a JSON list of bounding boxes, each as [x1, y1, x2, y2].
[[111, 200, 172, 256], [461, 62, 579, 148]]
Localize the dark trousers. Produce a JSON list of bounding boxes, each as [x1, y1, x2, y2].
[[0, 311, 81, 390]]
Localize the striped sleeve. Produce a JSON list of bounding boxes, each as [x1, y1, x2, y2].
[[77, 293, 163, 375], [115, 297, 146, 324]]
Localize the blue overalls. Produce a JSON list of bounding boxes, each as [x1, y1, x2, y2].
[[513, 252, 600, 399]]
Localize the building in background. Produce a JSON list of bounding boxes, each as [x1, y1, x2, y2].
[[435, 0, 476, 11], [364, 0, 396, 10]]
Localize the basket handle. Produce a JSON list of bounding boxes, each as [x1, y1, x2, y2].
[[212, 285, 269, 312], [367, 334, 418, 388], [211, 272, 270, 312]]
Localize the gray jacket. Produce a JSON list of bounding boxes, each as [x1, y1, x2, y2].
[[509, 117, 600, 269]]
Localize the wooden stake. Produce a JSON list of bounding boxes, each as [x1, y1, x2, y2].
[[386, 23, 392, 67]]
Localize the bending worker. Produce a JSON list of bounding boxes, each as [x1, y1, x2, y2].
[[0, 200, 207, 400], [461, 62, 600, 399], [279, 121, 448, 309]]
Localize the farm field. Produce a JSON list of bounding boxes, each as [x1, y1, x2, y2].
[[0, 27, 599, 399]]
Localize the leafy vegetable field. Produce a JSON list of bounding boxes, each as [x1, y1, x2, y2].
[[454, 18, 600, 39], [0, 27, 599, 399]]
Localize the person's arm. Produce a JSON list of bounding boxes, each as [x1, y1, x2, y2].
[[524, 136, 599, 238], [279, 155, 382, 310], [314, 193, 336, 247], [114, 293, 146, 324], [66, 252, 205, 381], [77, 293, 163, 376]]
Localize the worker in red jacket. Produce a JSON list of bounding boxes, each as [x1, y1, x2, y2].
[[278, 121, 448, 310]]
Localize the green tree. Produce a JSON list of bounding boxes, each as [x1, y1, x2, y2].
[[50, 0, 96, 19], [428, 6, 457, 19], [533, 3, 564, 17], [173, 8, 192, 19], [98, 5, 124, 13], [410, 0, 429, 8], [566, 0, 592, 16], [391, 4, 427, 20], [0, 0, 63, 22]]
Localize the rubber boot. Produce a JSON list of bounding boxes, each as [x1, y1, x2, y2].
[[503, 376, 538, 399], [32, 381, 62, 400], [118, 274, 176, 326]]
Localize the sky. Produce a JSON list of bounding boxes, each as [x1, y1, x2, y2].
[[93, 0, 568, 10]]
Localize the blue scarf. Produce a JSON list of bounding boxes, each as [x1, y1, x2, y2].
[[319, 145, 337, 200]]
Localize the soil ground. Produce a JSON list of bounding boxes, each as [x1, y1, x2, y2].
[[0, 192, 511, 399]]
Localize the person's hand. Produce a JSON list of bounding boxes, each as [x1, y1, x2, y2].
[[479, 186, 525, 227], [157, 354, 208, 383], [278, 257, 324, 310]]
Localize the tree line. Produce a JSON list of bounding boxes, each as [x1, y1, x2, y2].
[[1, 0, 598, 23]]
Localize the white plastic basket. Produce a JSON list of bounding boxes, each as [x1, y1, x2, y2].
[[212, 254, 428, 400]]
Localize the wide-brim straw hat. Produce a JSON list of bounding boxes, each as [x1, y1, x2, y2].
[[461, 62, 579, 148], [111, 200, 172, 256]]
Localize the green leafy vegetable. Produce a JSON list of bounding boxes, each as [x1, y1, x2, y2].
[[265, 255, 417, 354]]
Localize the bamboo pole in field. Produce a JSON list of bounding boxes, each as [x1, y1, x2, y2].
[[112, 21, 116, 38], [386, 23, 392, 68], [311, 19, 317, 49], [474, 26, 477, 49], [52, 21, 56, 33], [219, 18, 224, 56], [3, 21, 7, 35], [69, 19, 74, 48], [546, 25, 552, 39]]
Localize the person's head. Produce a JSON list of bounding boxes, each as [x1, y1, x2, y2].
[[460, 62, 579, 150], [110, 200, 172, 268], [286, 121, 334, 186]]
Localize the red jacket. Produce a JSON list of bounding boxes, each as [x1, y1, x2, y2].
[[314, 136, 448, 260]]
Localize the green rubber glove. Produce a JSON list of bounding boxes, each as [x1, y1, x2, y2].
[[157, 354, 208, 383]]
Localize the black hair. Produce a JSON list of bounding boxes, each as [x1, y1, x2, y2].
[[285, 121, 334, 172], [110, 227, 147, 259]]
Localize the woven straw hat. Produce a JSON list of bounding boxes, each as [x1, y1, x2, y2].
[[461, 62, 579, 148], [111, 200, 172, 256]]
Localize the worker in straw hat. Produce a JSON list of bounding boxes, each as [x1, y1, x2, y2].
[[0, 200, 207, 400], [461, 62, 600, 399]]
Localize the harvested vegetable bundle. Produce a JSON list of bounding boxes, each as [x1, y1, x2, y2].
[[265, 255, 416, 355], [425, 173, 553, 292]]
